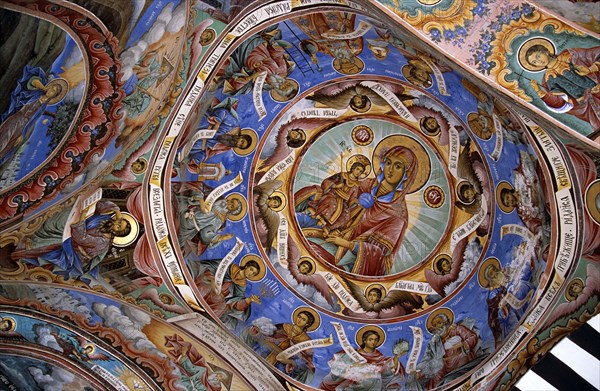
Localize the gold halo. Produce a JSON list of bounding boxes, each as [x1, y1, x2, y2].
[[0, 317, 16, 332], [433, 253, 452, 275], [496, 181, 516, 214], [200, 28, 216, 46], [456, 181, 476, 205], [240, 254, 266, 281], [419, 117, 441, 137], [467, 112, 494, 140], [372, 135, 431, 194], [345, 154, 372, 178], [518, 37, 555, 72], [402, 64, 432, 88], [44, 78, 69, 105], [478, 257, 501, 288], [234, 128, 258, 156], [269, 191, 287, 212], [159, 293, 175, 305], [225, 193, 247, 222], [112, 212, 140, 247], [332, 56, 365, 76], [270, 78, 299, 102], [426, 307, 455, 334], [565, 278, 585, 302], [585, 180, 600, 225], [292, 306, 321, 332], [83, 343, 96, 354], [355, 325, 385, 347], [131, 158, 148, 175], [365, 283, 387, 298], [298, 257, 317, 275]]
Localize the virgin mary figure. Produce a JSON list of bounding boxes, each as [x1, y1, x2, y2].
[[326, 136, 429, 276]]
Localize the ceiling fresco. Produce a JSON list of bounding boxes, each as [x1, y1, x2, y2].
[[0, 1, 598, 391]]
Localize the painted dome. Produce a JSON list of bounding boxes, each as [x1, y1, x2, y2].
[[0, 1, 598, 390]]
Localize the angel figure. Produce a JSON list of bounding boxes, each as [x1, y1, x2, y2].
[[341, 277, 424, 319], [288, 256, 335, 308], [424, 237, 470, 297], [0, 317, 25, 341], [50, 330, 109, 363], [255, 117, 325, 177], [454, 140, 491, 233], [545, 264, 600, 325], [187, 19, 214, 75], [254, 180, 284, 252], [308, 82, 415, 114], [137, 288, 187, 315]]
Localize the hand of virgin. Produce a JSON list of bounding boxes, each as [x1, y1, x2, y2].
[[326, 235, 353, 250]]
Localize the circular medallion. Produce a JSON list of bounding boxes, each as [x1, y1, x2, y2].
[[352, 125, 374, 146], [424, 185, 445, 208]]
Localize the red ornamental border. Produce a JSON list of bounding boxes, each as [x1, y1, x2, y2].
[[0, 0, 124, 221]]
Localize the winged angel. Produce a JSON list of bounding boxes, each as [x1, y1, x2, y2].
[[274, 238, 336, 309], [341, 277, 424, 319], [49, 328, 110, 363], [255, 117, 327, 177], [307, 81, 416, 113], [455, 140, 491, 234], [253, 179, 284, 252]]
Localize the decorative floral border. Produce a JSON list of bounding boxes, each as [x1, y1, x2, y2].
[[467, 3, 535, 74]]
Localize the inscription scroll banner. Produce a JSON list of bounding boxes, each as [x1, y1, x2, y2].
[[450, 195, 487, 251], [170, 314, 285, 391], [322, 20, 371, 39], [500, 224, 535, 242], [175, 283, 205, 312], [151, 137, 175, 186], [290, 107, 345, 120], [234, 2, 292, 37], [421, 57, 448, 96], [66, 189, 103, 240], [157, 237, 185, 285], [331, 322, 367, 363], [215, 238, 245, 294], [524, 276, 563, 330], [555, 188, 577, 278], [490, 115, 504, 161], [183, 82, 204, 109], [319, 272, 361, 311], [503, 290, 534, 310], [82, 188, 103, 214], [407, 326, 424, 372], [198, 33, 236, 81], [391, 280, 434, 295], [523, 118, 571, 191], [277, 214, 289, 265], [291, 0, 367, 13], [149, 185, 168, 240], [168, 81, 202, 138], [470, 325, 528, 385], [259, 151, 295, 185], [253, 71, 268, 120], [360, 81, 417, 123], [170, 111, 189, 137], [180, 128, 218, 161], [91, 365, 129, 391], [205, 172, 243, 211], [448, 126, 460, 178], [276, 335, 333, 361]]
